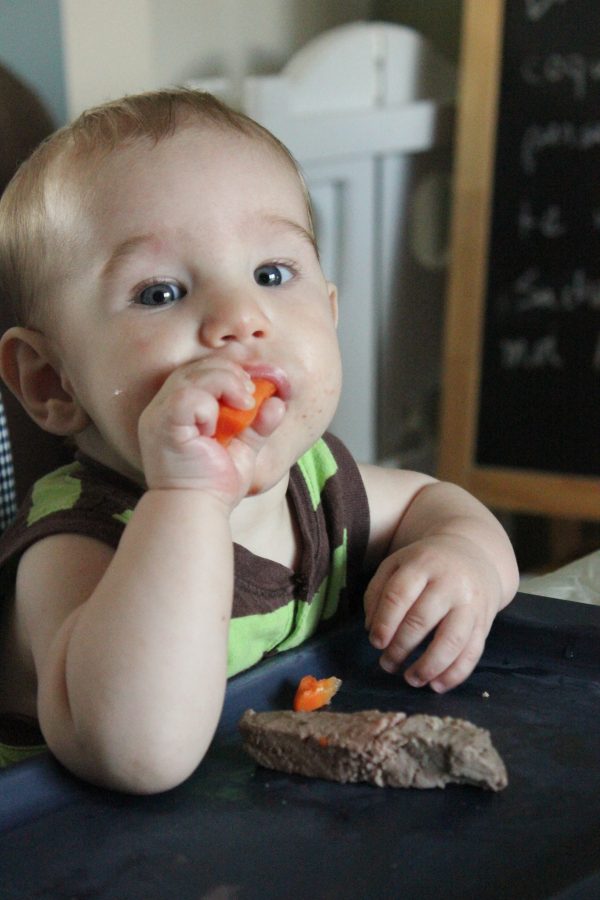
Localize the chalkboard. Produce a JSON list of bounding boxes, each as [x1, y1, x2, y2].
[[438, 0, 600, 519]]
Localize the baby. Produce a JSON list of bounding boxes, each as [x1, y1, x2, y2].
[[0, 89, 519, 792]]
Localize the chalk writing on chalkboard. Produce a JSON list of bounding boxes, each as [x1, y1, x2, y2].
[[476, 0, 600, 477]]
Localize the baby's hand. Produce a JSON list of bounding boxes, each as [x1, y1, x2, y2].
[[364, 534, 502, 693], [138, 360, 284, 504]]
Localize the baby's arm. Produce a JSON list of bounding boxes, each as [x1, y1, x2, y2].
[[14, 361, 283, 793], [360, 465, 519, 693], [17, 492, 232, 793]]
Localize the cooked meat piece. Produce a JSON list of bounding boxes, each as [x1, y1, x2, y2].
[[239, 709, 508, 791]]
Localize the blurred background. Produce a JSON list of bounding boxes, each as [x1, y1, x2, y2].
[[0, 0, 461, 124]]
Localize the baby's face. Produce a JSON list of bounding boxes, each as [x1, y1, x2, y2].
[[47, 126, 341, 491]]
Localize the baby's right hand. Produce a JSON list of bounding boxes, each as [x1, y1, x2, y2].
[[138, 360, 282, 505]]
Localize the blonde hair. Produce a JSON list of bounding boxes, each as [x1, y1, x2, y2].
[[0, 88, 314, 327]]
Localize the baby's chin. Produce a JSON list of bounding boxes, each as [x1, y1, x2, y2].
[[246, 464, 285, 497], [244, 444, 294, 496], [247, 413, 333, 495]]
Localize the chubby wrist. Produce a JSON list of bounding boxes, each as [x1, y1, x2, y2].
[[139, 483, 235, 521]]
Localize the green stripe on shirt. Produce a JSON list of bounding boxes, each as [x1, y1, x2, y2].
[[296, 438, 338, 510], [27, 463, 83, 526]]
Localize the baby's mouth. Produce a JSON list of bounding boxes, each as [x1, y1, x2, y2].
[[243, 364, 291, 402]]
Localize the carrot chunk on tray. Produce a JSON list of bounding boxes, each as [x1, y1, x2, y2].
[[293, 675, 342, 712]]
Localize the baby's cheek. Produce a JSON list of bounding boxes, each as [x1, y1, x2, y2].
[[307, 381, 340, 427], [114, 393, 144, 452], [105, 378, 153, 440]]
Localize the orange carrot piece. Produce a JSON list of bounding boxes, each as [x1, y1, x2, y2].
[[215, 377, 276, 446], [293, 675, 342, 712]]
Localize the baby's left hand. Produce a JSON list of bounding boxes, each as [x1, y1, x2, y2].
[[363, 534, 503, 693]]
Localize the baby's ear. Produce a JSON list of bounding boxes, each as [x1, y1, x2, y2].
[[0, 326, 89, 435]]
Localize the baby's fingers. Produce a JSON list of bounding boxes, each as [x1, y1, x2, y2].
[[241, 396, 286, 441], [367, 568, 444, 658], [364, 557, 427, 637], [372, 583, 451, 667], [402, 607, 484, 690]]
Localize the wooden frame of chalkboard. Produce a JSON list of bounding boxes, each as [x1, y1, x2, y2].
[[438, 0, 600, 520]]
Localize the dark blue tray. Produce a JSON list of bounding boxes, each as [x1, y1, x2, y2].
[[1, 593, 599, 899]]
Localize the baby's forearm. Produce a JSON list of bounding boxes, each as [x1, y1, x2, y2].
[[39, 489, 234, 793], [393, 481, 519, 606]]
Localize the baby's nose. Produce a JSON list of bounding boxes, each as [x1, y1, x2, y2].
[[199, 294, 269, 347]]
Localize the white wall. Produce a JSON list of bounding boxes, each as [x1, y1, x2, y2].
[[60, 0, 373, 118]]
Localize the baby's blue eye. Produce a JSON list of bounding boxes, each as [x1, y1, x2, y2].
[[137, 282, 185, 306], [254, 264, 293, 287]]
